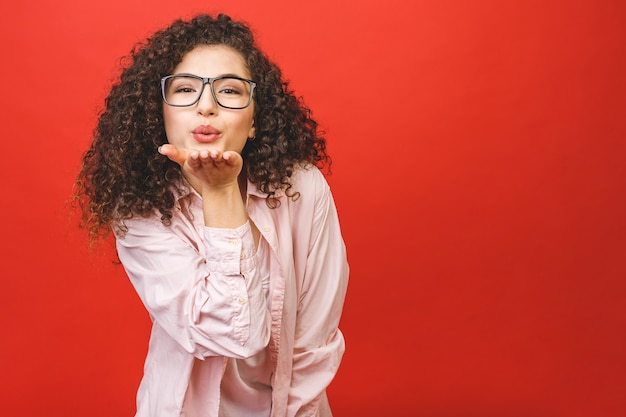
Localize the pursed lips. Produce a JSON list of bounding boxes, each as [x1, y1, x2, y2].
[[192, 125, 220, 143]]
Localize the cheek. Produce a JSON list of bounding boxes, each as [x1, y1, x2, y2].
[[162, 106, 173, 130]]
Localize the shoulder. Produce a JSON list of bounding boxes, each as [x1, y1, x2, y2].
[[283, 165, 335, 227], [114, 193, 201, 242], [249, 164, 331, 206], [290, 164, 330, 199]]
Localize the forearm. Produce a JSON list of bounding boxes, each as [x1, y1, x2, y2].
[[288, 330, 346, 417], [201, 184, 248, 228], [117, 217, 270, 359]]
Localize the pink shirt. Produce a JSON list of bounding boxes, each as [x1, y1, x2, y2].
[[115, 166, 349, 417]]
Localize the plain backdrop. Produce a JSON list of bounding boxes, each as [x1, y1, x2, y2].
[[1, 0, 625, 416]]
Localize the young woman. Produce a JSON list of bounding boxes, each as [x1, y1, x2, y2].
[[74, 13, 349, 417]]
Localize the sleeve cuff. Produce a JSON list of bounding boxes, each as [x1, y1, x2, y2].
[[203, 221, 256, 274]]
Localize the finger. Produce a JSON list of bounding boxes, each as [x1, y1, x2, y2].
[[187, 150, 202, 167], [222, 151, 242, 165], [198, 150, 218, 161], [204, 150, 226, 166], [196, 151, 217, 169], [158, 144, 187, 165]]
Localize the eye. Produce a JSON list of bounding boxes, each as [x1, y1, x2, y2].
[[172, 83, 198, 94], [217, 86, 243, 95], [214, 78, 248, 96], [175, 86, 197, 94], [166, 77, 201, 95]]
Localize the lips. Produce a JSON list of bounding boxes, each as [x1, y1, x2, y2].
[[192, 125, 220, 143]]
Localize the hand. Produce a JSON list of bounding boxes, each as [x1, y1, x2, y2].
[[159, 144, 243, 192]]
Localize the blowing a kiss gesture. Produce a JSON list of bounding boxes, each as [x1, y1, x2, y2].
[[74, 15, 348, 417], [158, 144, 243, 192], [159, 143, 250, 230]]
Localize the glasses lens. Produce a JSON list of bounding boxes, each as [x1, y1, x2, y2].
[[163, 76, 203, 106], [213, 77, 253, 109]]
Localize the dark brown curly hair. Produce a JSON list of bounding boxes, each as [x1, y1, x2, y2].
[[74, 13, 330, 241]]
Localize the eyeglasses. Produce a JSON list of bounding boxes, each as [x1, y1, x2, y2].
[[161, 74, 256, 109]]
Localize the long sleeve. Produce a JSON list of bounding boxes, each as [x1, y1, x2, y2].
[[116, 213, 271, 360], [286, 174, 349, 417]]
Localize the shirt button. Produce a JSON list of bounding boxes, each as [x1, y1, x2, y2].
[[238, 296, 247, 304], [229, 239, 239, 246], [263, 226, 271, 233]]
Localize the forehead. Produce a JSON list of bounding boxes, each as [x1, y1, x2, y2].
[[173, 45, 250, 78]]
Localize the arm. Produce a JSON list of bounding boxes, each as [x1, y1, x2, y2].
[[117, 216, 271, 360], [159, 144, 250, 229], [116, 145, 270, 359], [288, 175, 349, 416]]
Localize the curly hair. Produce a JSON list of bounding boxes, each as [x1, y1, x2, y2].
[[74, 13, 330, 241]]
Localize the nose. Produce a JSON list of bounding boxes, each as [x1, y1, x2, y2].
[[196, 82, 218, 115]]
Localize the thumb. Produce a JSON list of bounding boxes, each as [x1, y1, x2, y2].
[[158, 144, 187, 166]]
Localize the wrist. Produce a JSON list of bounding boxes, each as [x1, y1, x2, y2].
[[201, 183, 247, 228]]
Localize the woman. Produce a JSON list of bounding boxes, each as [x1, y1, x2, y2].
[[74, 13, 349, 417]]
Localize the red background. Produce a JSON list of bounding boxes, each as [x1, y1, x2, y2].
[[1, 1, 625, 416]]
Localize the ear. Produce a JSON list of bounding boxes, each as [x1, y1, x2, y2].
[[248, 120, 256, 140]]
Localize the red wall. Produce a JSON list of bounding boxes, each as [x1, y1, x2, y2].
[[1, 1, 625, 416]]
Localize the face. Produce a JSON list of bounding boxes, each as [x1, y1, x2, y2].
[[162, 45, 255, 154]]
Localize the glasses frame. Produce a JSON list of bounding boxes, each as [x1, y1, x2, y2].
[[160, 73, 257, 109]]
